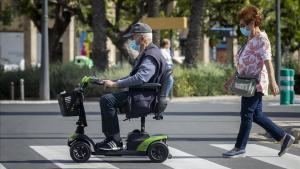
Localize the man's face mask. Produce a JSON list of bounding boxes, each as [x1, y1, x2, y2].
[[128, 39, 140, 51], [128, 35, 141, 52]]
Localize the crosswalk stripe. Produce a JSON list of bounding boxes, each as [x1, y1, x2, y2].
[[163, 147, 231, 169], [0, 163, 7, 169], [30, 146, 118, 169], [211, 144, 300, 169]]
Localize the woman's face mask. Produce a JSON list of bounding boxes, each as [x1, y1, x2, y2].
[[240, 27, 251, 37], [239, 20, 253, 37]]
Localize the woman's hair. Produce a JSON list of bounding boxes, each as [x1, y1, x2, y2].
[[161, 39, 170, 48], [237, 5, 262, 27]]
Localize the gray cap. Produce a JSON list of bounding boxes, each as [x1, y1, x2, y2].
[[124, 22, 152, 37]]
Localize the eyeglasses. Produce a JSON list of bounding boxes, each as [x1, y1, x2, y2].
[[239, 24, 247, 27], [239, 20, 254, 28]]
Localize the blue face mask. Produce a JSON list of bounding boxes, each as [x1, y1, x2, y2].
[[128, 39, 140, 52], [240, 27, 251, 37]]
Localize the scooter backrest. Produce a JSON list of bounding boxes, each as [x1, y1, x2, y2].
[[155, 68, 172, 116], [159, 68, 172, 97]]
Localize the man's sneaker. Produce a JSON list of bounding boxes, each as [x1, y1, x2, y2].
[[278, 134, 295, 157], [222, 148, 246, 158], [95, 138, 110, 149], [96, 138, 123, 151]]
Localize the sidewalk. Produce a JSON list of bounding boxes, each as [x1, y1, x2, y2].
[[170, 95, 300, 103], [1, 95, 300, 103]]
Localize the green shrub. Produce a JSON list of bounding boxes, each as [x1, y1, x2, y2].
[[0, 63, 235, 99], [0, 63, 132, 99], [2, 61, 298, 98], [50, 63, 97, 97], [173, 64, 234, 96], [0, 67, 39, 99], [282, 58, 300, 94], [282, 58, 300, 74]]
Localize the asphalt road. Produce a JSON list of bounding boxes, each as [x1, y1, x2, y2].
[[1, 100, 300, 169]]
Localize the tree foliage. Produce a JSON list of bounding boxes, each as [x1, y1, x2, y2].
[[205, 0, 300, 53], [4, 0, 88, 62], [1, 0, 149, 67], [1, 0, 299, 68], [164, 0, 300, 58]]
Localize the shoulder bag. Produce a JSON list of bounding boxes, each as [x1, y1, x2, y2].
[[229, 44, 259, 97]]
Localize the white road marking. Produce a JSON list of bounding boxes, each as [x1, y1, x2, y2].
[[30, 146, 118, 169], [0, 163, 7, 169], [211, 144, 300, 169], [163, 147, 231, 169]]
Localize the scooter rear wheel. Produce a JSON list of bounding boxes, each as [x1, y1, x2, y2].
[[70, 141, 91, 163], [147, 141, 169, 163]]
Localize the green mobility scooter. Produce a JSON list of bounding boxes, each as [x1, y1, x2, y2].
[[57, 69, 172, 163]]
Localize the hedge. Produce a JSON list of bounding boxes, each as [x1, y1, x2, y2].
[[0, 63, 130, 99], [172, 64, 235, 96], [1, 62, 299, 100]]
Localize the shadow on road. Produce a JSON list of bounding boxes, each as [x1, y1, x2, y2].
[[0, 136, 266, 142]]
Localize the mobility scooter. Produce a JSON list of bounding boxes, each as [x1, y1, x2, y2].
[[57, 69, 172, 163]]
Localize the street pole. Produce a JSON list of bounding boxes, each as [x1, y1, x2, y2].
[[275, 0, 281, 84], [40, 0, 50, 100]]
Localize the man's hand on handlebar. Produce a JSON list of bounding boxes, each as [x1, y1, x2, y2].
[[81, 76, 104, 86], [103, 80, 118, 88]]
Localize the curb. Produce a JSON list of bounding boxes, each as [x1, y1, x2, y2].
[[1, 95, 299, 104], [0, 100, 58, 104], [170, 95, 300, 103]]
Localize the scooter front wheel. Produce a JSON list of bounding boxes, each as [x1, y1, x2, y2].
[[70, 141, 91, 163], [147, 141, 169, 163]]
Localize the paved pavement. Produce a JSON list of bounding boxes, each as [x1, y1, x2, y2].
[[0, 96, 300, 169]]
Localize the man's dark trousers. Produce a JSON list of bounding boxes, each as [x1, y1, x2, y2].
[[100, 91, 129, 142]]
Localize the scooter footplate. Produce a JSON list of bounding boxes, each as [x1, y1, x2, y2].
[[92, 149, 146, 156]]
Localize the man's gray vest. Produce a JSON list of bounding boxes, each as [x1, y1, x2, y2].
[[126, 43, 168, 118], [129, 43, 167, 85]]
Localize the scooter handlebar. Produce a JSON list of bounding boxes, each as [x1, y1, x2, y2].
[[81, 76, 104, 86], [90, 78, 104, 85]]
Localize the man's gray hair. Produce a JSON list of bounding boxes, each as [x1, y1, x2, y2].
[[137, 32, 152, 42]]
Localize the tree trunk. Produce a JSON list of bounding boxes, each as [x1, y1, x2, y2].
[[48, 28, 62, 63], [46, 4, 72, 63], [30, 11, 71, 63], [184, 0, 207, 67], [147, 0, 161, 46], [91, 0, 108, 71]]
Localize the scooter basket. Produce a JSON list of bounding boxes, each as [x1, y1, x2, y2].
[[57, 91, 82, 116]]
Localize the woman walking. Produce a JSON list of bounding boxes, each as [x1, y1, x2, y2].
[[223, 5, 295, 158]]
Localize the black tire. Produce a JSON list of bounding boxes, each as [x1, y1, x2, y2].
[[70, 141, 91, 163], [147, 141, 169, 163]]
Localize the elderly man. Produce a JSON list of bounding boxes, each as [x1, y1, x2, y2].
[[96, 23, 167, 151]]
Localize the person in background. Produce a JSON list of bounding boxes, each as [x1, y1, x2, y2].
[[223, 5, 295, 158], [160, 39, 174, 97], [80, 43, 87, 56]]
